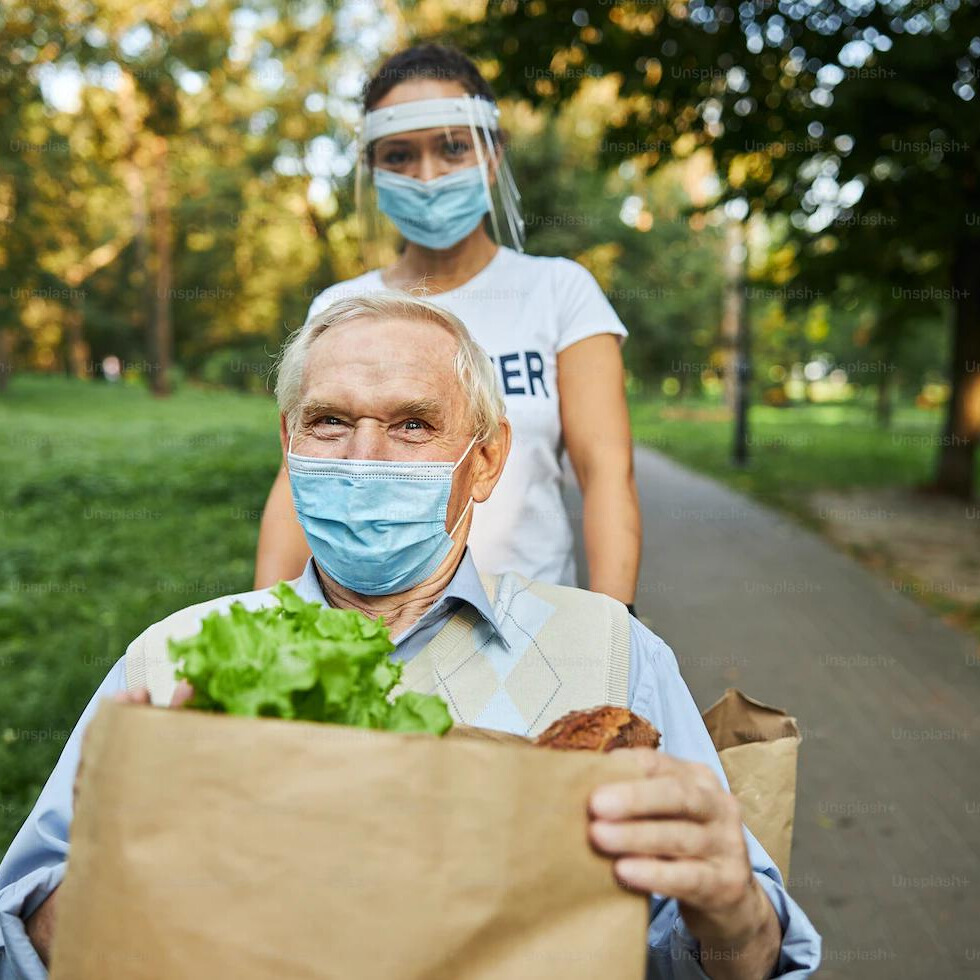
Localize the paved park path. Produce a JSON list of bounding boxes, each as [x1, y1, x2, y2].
[[565, 448, 980, 978]]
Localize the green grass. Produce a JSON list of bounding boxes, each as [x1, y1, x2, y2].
[[627, 392, 973, 515], [0, 375, 281, 852]]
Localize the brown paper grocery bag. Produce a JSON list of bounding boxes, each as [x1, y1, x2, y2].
[[51, 700, 649, 980], [451, 693, 802, 881], [702, 689, 801, 881]]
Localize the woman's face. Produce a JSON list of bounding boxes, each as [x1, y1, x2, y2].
[[369, 78, 490, 181]]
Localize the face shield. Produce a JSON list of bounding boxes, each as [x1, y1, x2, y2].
[[354, 95, 525, 267]]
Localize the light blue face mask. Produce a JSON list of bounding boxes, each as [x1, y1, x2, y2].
[[373, 164, 490, 250], [286, 435, 478, 596]]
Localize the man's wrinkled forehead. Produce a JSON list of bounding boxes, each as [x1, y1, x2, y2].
[[300, 316, 463, 417]]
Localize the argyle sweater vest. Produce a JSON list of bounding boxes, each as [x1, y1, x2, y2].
[[125, 572, 631, 737]]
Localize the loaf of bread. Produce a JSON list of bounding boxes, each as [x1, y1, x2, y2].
[[534, 706, 661, 752]]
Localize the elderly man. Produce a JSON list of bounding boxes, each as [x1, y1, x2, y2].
[[0, 293, 821, 978]]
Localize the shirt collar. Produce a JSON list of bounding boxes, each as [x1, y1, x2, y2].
[[290, 547, 511, 650]]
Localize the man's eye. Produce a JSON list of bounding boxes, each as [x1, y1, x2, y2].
[[315, 416, 345, 426], [402, 419, 427, 431], [444, 140, 470, 157]]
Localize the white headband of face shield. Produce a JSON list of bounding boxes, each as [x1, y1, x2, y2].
[[361, 96, 500, 142]]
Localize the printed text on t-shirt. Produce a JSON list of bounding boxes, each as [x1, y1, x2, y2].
[[488, 351, 549, 398]]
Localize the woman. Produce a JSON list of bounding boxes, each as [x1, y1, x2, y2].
[[255, 43, 641, 608]]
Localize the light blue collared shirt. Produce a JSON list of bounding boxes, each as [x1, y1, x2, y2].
[[0, 551, 821, 978]]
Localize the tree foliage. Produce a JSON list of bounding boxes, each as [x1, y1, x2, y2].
[[443, 0, 980, 494]]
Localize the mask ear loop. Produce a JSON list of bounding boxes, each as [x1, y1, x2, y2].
[[451, 433, 479, 472], [448, 495, 474, 538], [448, 433, 480, 537]]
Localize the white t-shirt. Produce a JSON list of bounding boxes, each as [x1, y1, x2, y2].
[[305, 246, 628, 586]]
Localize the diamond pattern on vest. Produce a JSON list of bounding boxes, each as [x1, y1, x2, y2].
[[472, 687, 528, 735], [428, 586, 564, 733], [503, 644, 561, 732], [439, 647, 499, 723], [395, 573, 627, 736]]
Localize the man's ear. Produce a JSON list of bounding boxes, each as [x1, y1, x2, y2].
[[470, 419, 511, 505]]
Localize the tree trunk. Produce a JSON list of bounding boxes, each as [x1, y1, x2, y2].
[[875, 366, 893, 428], [0, 328, 13, 392], [150, 135, 173, 396], [118, 71, 152, 377], [934, 237, 980, 499], [732, 299, 752, 467], [728, 219, 751, 467], [720, 218, 744, 412], [65, 305, 91, 379]]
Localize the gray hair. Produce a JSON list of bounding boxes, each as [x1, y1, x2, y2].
[[275, 291, 505, 441]]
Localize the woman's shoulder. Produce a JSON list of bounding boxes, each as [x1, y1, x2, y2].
[[504, 248, 626, 347], [504, 248, 598, 287]]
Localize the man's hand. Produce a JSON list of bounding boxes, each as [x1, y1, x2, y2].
[[70, 682, 194, 812], [112, 680, 195, 708], [39, 681, 197, 968], [588, 748, 781, 980]]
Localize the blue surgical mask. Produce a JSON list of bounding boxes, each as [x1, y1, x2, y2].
[[373, 164, 490, 250], [286, 435, 478, 596]]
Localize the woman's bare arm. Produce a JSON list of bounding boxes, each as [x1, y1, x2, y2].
[[253, 466, 312, 589], [558, 333, 642, 606]]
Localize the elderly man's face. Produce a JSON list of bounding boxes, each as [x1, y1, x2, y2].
[[292, 316, 470, 460], [284, 314, 509, 524]]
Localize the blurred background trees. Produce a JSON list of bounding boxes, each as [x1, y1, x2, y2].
[[1, 0, 977, 493]]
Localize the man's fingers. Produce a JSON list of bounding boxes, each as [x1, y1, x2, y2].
[[589, 818, 713, 860], [607, 745, 664, 774], [110, 683, 194, 708], [612, 855, 755, 914], [171, 680, 195, 708], [611, 855, 715, 903], [112, 688, 151, 705], [589, 771, 722, 823]]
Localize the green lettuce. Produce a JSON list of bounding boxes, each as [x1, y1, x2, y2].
[[166, 581, 452, 735]]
